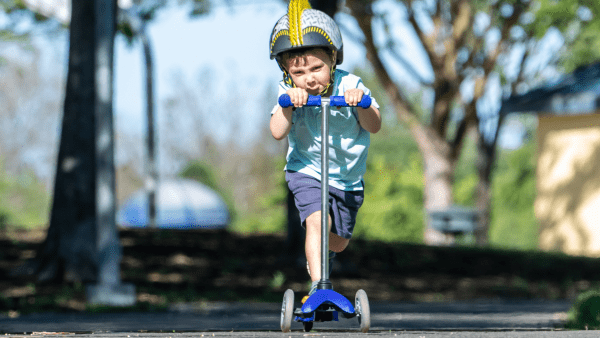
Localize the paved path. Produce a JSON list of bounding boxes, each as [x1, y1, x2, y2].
[[0, 299, 589, 337]]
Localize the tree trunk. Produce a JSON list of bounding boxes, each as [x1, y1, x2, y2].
[[474, 121, 503, 246], [27, 0, 99, 282], [14, 0, 121, 286], [419, 133, 456, 245]]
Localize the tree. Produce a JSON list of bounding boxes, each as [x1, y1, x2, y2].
[[475, 0, 600, 247], [535, 1, 600, 73], [3, 0, 216, 305], [12, 0, 138, 306], [343, 0, 597, 245]]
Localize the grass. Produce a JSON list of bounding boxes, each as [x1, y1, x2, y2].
[[565, 289, 600, 329]]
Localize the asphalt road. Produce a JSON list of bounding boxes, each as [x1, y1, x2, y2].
[[0, 299, 593, 337]]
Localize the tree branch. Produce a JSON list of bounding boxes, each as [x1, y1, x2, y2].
[[451, 0, 471, 52], [384, 38, 433, 86], [346, 0, 434, 150], [483, 1, 526, 76], [451, 100, 475, 159], [511, 48, 530, 94], [406, 2, 439, 71]]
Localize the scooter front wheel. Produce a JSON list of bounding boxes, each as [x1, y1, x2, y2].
[[281, 289, 294, 332], [303, 321, 313, 332], [355, 289, 370, 333]]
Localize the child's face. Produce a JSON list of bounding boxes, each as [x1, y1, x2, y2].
[[284, 49, 333, 96]]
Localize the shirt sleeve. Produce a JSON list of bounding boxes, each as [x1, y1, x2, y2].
[[356, 78, 380, 109], [271, 81, 291, 115]]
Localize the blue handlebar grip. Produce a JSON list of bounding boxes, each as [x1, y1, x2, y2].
[[358, 95, 372, 109], [307, 96, 322, 106], [278, 94, 293, 108], [279, 94, 322, 107], [330, 96, 371, 108], [278, 94, 371, 108]]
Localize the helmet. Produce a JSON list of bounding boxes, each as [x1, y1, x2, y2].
[[269, 0, 343, 65]]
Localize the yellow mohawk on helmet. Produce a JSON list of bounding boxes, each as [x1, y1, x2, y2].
[[288, 0, 312, 46]]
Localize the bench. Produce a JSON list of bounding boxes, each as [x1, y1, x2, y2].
[[428, 206, 478, 234]]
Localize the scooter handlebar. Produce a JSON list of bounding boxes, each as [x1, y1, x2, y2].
[[278, 94, 372, 109]]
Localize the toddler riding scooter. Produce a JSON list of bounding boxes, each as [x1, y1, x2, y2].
[[278, 94, 371, 333]]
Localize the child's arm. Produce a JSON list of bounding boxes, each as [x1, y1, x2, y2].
[[345, 89, 381, 134], [270, 88, 309, 140], [270, 106, 294, 140]]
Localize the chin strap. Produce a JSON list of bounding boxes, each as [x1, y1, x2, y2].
[[283, 68, 296, 88], [318, 53, 336, 96], [318, 65, 336, 96]]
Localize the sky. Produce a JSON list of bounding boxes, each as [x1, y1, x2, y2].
[[113, 1, 371, 146]]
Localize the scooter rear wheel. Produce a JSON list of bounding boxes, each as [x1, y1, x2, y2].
[[355, 289, 370, 333], [281, 289, 294, 332]]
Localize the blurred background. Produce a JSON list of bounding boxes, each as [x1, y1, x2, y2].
[[2, 0, 600, 330]]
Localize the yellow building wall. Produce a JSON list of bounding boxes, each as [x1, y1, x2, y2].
[[536, 114, 600, 257]]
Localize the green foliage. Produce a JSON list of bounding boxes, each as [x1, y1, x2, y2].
[[190, 0, 211, 16], [530, 0, 600, 71], [179, 160, 237, 222], [453, 133, 478, 207], [229, 200, 286, 235], [228, 159, 287, 235], [566, 289, 600, 329], [1, 0, 27, 14], [346, 67, 426, 243], [489, 141, 539, 250], [269, 271, 286, 290], [0, 161, 50, 229], [562, 21, 600, 72], [356, 153, 425, 243], [179, 160, 220, 191], [353, 121, 425, 243], [447, 122, 539, 250]]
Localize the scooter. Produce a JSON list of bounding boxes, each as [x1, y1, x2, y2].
[[278, 94, 371, 333]]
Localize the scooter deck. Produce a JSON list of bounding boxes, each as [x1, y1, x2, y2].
[[294, 289, 356, 323]]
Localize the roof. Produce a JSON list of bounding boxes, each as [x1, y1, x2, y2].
[[117, 178, 230, 229], [501, 62, 600, 116]]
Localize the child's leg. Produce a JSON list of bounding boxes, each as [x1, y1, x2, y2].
[[305, 210, 350, 282]]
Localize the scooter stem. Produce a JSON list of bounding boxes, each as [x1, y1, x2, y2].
[[318, 97, 332, 290]]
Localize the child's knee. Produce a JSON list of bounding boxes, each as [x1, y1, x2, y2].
[[305, 211, 332, 231], [329, 233, 349, 252]]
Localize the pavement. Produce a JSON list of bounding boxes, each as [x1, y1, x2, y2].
[[0, 299, 589, 337]]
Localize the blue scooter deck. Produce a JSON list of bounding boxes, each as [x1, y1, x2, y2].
[[294, 289, 356, 322]]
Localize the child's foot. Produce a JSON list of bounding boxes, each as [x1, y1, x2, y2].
[[302, 274, 338, 304], [306, 250, 336, 277], [301, 281, 320, 304]]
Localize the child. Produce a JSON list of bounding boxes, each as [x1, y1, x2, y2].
[[269, 0, 381, 297]]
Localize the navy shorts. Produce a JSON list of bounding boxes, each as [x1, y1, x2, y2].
[[285, 170, 364, 239]]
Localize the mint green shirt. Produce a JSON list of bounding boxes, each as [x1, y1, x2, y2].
[[271, 69, 379, 191]]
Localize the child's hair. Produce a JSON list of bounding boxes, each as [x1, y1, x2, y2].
[[280, 47, 335, 69]]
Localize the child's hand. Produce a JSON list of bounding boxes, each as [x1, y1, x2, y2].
[[344, 89, 365, 107], [286, 88, 309, 108]]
